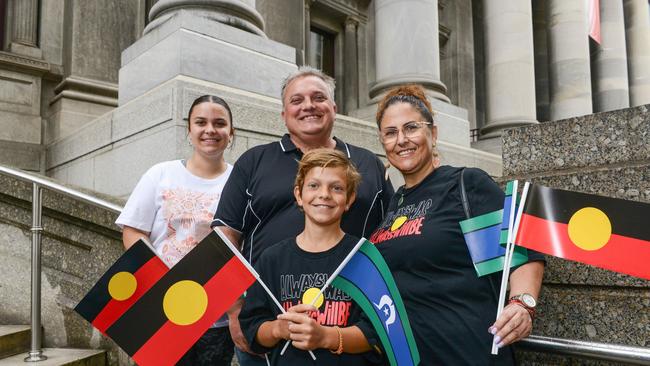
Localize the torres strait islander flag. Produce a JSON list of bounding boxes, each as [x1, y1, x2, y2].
[[331, 239, 419, 366], [105, 229, 256, 366], [515, 184, 650, 280], [459, 181, 528, 276], [75, 239, 169, 334]]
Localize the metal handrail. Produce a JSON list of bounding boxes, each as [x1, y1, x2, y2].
[[0, 165, 122, 213], [0, 164, 122, 362], [2, 165, 650, 364], [519, 335, 650, 365]]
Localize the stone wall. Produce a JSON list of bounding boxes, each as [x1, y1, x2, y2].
[[0, 173, 131, 365], [502, 104, 650, 365]]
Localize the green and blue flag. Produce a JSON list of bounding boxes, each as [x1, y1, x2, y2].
[[331, 239, 419, 366], [459, 181, 528, 276]]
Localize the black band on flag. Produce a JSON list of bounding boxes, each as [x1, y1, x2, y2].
[[524, 184, 650, 241], [106, 233, 234, 356], [75, 240, 156, 322]]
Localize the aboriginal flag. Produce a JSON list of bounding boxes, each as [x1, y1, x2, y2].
[[75, 239, 168, 333], [106, 229, 256, 366], [515, 184, 650, 280]]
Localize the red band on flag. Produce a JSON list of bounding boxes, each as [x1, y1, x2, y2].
[[516, 213, 650, 280], [132, 257, 256, 366], [92, 256, 168, 333]]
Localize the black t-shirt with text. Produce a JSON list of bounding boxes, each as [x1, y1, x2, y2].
[[369, 166, 544, 366], [239, 234, 384, 365]]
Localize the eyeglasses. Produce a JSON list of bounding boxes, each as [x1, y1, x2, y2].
[[379, 121, 433, 144]]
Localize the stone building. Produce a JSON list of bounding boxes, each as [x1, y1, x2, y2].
[[1, 0, 649, 364], [1, 0, 649, 194]]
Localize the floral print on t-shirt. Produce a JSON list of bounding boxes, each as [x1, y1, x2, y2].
[[160, 188, 220, 266]]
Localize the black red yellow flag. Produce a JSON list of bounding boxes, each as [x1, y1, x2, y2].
[[105, 229, 256, 366], [75, 239, 168, 333], [515, 184, 650, 280]]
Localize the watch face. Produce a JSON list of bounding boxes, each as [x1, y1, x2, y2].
[[521, 294, 537, 307]]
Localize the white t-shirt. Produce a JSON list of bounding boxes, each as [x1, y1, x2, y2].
[[116, 160, 233, 266], [116, 160, 233, 328]]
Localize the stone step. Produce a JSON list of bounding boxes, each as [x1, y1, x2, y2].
[[0, 348, 106, 366], [0, 325, 30, 358]]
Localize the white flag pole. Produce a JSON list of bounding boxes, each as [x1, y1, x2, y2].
[[280, 238, 366, 356], [492, 180, 520, 354], [213, 228, 318, 360]]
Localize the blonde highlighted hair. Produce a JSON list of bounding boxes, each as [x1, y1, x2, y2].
[[294, 148, 361, 201]]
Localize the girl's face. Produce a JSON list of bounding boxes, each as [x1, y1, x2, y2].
[[188, 102, 233, 159], [294, 166, 354, 227]]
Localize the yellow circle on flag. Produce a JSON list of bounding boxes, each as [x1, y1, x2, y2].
[[390, 216, 408, 232], [108, 272, 137, 301], [302, 287, 324, 308], [163, 280, 208, 326], [567, 207, 612, 251]]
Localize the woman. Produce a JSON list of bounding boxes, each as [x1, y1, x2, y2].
[[115, 95, 235, 365], [370, 85, 544, 365]]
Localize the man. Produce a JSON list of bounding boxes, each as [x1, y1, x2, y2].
[[212, 66, 393, 365]]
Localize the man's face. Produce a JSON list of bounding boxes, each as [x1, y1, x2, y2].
[[281, 75, 337, 140]]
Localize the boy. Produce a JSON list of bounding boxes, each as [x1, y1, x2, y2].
[[238, 148, 383, 365]]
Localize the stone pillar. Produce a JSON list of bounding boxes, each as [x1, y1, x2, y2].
[[143, 0, 266, 37], [47, 0, 140, 143], [624, 0, 650, 106], [533, 0, 550, 122], [593, 0, 629, 112], [370, 0, 449, 102], [547, 0, 593, 120], [344, 17, 359, 113], [480, 0, 537, 138], [6, 0, 42, 58]]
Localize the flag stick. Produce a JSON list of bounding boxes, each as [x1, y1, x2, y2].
[[280, 237, 366, 356], [492, 180, 520, 354], [213, 228, 317, 360]]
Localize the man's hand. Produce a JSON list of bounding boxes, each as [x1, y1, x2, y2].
[[227, 298, 253, 353]]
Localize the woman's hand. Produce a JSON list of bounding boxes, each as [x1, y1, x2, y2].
[[488, 302, 533, 348], [277, 304, 332, 351]]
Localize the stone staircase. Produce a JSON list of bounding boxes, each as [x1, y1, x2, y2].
[[0, 325, 105, 365]]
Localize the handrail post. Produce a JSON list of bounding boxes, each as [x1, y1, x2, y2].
[[24, 183, 47, 362]]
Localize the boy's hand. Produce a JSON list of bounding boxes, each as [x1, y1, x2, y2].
[[278, 304, 333, 351], [271, 318, 291, 341]]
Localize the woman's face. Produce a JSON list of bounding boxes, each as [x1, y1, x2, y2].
[[188, 102, 233, 159], [379, 102, 437, 179]]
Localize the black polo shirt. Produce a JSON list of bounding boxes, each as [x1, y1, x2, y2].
[[212, 133, 393, 265]]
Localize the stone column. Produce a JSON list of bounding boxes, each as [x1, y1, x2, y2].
[[6, 0, 42, 58], [370, 0, 449, 102], [144, 0, 266, 37], [593, 0, 629, 112], [344, 17, 359, 113], [547, 0, 593, 120], [480, 0, 537, 138], [624, 0, 650, 106]]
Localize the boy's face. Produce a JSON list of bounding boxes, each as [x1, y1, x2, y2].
[[294, 166, 355, 227]]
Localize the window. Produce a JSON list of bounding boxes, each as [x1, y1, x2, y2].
[[308, 27, 335, 78]]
